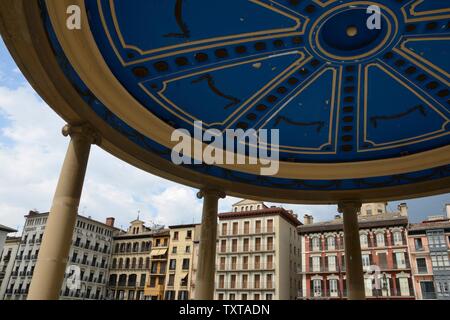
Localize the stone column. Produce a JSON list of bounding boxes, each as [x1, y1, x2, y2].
[[338, 201, 365, 300], [195, 189, 225, 300], [28, 124, 99, 300]]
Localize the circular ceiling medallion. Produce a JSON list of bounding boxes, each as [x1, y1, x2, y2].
[[308, 2, 399, 63]]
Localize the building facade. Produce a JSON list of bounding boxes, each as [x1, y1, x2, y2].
[[165, 224, 200, 300], [145, 229, 170, 300], [107, 219, 153, 300], [0, 237, 21, 298], [298, 203, 415, 300], [215, 200, 302, 300], [1, 211, 118, 300], [408, 204, 450, 300], [0, 224, 17, 256]]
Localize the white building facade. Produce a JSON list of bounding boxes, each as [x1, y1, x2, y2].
[[215, 200, 302, 300], [1, 211, 118, 300]]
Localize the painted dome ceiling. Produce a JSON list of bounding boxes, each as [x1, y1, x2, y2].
[[2, 0, 449, 202]]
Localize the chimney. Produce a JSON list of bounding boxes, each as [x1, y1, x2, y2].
[[303, 214, 314, 225], [446, 204, 450, 220], [398, 203, 408, 217], [106, 217, 115, 227]]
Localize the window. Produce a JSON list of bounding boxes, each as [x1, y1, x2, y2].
[[254, 256, 261, 269], [182, 258, 190, 270], [313, 279, 322, 297], [220, 240, 227, 253], [172, 246, 177, 254], [431, 253, 450, 270], [327, 237, 335, 250], [255, 220, 262, 233], [221, 224, 227, 236], [185, 246, 190, 253], [362, 254, 371, 268], [395, 252, 406, 268], [173, 232, 179, 240], [399, 278, 410, 296], [393, 231, 403, 245], [232, 222, 238, 235], [169, 259, 176, 270], [366, 209, 372, 216], [416, 258, 428, 274], [312, 256, 321, 272], [376, 233, 385, 247], [267, 219, 273, 233], [230, 275, 236, 289], [243, 238, 249, 251], [231, 257, 237, 270], [243, 256, 249, 270], [329, 279, 338, 297], [231, 239, 238, 252], [415, 238, 423, 251], [428, 231, 447, 249], [242, 274, 248, 289], [267, 237, 273, 250], [219, 257, 226, 270], [244, 222, 250, 234], [255, 238, 261, 251], [311, 237, 320, 251], [266, 274, 273, 289], [254, 275, 260, 289], [328, 256, 336, 271], [219, 275, 225, 289], [186, 230, 192, 239], [360, 234, 368, 248]]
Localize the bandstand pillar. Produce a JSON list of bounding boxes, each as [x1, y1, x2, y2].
[[339, 201, 365, 300], [28, 124, 98, 300], [196, 189, 225, 300]]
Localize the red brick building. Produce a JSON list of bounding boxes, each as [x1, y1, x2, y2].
[[298, 203, 415, 299]]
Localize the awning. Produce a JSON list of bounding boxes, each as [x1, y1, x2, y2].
[[150, 248, 167, 256]]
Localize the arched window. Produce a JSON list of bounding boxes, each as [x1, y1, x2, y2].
[[112, 258, 117, 269], [138, 258, 143, 269], [120, 243, 125, 252], [118, 258, 123, 269], [393, 231, 403, 245], [327, 236, 335, 249], [108, 274, 117, 286], [133, 242, 139, 252], [311, 237, 320, 251], [131, 258, 136, 269], [360, 234, 368, 247], [125, 258, 130, 269], [114, 244, 119, 253], [128, 274, 137, 287], [145, 257, 150, 269], [376, 233, 385, 247], [118, 274, 127, 286], [126, 243, 131, 252]]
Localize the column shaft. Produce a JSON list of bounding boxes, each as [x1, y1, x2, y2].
[[339, 201, 365, 300], [28, 125, 96, 300], [196, 189, 224, 300]]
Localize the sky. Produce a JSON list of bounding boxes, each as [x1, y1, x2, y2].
[[0, 38, 448, 236]]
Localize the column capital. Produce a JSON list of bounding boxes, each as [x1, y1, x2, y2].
[[338, 200, 362, 214], [196, 188, 226, 200], [62, 124, 101, 145]]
